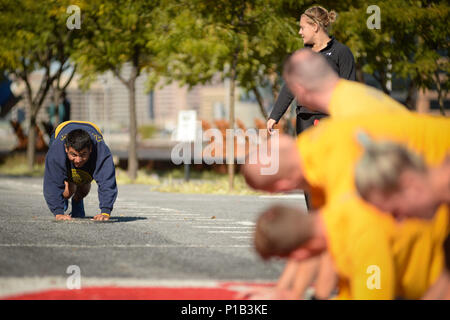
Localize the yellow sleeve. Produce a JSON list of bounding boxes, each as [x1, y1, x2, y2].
[[296, 122, 329, 188], [349, 229, 396, 299], [329, 80, 409, 118], [296, 119, 356, 197], [322, 196, 397, 300]]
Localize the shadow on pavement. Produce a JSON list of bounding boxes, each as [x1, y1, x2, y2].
[[105, 216, 147, 223], [53, 216, 148, 223]]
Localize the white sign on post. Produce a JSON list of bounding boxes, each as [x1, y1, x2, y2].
[[174, 110, 197, 142]]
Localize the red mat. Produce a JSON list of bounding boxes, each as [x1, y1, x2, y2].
[[5, 282, 275, 300]]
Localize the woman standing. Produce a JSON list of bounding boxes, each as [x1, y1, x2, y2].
[[267, 6, 356, 135]]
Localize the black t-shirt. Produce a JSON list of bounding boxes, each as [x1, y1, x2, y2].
[[269, 37, 356, 120]]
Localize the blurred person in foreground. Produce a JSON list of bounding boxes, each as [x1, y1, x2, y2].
[[241, 110, 450, 299], [354, 138, 449, 222], [253, 201, 448, 299], [239, 46, 411, 300], [354, 139, 450, 299]]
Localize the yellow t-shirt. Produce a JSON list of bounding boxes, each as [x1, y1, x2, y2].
[[69, 168, 93, 186], [296, 113, 450, 299], [297, 113, 450, 206], [329, 79, 410, 117], [322, 197, 449, 300]]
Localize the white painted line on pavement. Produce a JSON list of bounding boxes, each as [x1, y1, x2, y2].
[[159, 217, 234, 221], [0, 243, 251, 248], [133, 213, 200, 217], [159, 208, 179, 212], [115, 206, 175, 210], [259, 194, 305, 199], [234, 221, 256, 226], [193, 226, 254, 229], [207, 231, 253, 234]]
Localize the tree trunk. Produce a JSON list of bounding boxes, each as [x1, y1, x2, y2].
[[252, 87, 268, 120], [404, 81, 417, 111], [23, 80, 37, 171], [127, 72, 138, 181], [434, 70, 446, 116], [228, 59, 238, 192], [26, 111, 36, 171], [269, 71, 280, 101], [373, 68, 391, 95], [52, 89, 62, 125], [53, 65, 77, 125], [356, 62, 365, 83], [379, 73, 391, 95]]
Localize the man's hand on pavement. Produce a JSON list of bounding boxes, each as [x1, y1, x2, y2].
[[92, 213, 110, 221], [55, 214, 73, 221]]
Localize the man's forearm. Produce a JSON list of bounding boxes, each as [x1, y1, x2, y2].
[[276, 259, 301, 290], [313, 252, 337, 299], [422, 271, 450, 300], [291, 256, 321, 299]]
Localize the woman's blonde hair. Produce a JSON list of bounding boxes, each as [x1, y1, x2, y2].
[[302, 6, 337, 34], [354, 131, 426, 200]]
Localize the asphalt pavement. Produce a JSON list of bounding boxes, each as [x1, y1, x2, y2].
[[0, 176, 306, 298]]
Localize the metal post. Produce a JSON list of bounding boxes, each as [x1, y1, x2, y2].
[[184, 162, 190, 182]]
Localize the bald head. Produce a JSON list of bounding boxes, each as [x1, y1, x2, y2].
[[241, 134, 306, 193], [284, 49, 338, 92]]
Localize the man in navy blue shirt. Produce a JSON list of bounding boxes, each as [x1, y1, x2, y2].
[[43, 121, 118, 221]]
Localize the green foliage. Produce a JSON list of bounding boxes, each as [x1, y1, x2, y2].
[[155, 0, 305, 100], [138, 124, 158, 140], [115, 167, 263, 195], [0, 0, 80, 102], [333, 1, 449, 100], [73, 0, 172, 180], [73, 0, 167, 89], [0, 0, 82, 168], [0, 153, 45, 177], [0, 0, 448, 173], [153, 174, 261, 195]]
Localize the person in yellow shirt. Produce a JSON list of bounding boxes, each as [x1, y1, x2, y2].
[[280, 48, 409, 118], [354, 138, 450, 222], [245, 48, 409, 300], [241, 113, 450, 299], [253, 201, 448, 299], [353, 138, 450, 299], [243, 115, 450, 214], [423, 235, 450, 300]]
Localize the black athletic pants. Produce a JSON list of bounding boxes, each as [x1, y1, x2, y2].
[[296, 112, 328, 210]]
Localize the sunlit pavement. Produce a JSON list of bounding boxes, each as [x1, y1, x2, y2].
[[0, 176, 305, 299]]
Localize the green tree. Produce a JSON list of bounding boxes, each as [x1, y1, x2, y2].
[[74, 0, 166, 180], [334, 1, 449, 113], [0, 0, 80, 169], [161, 0, 306, 190]]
